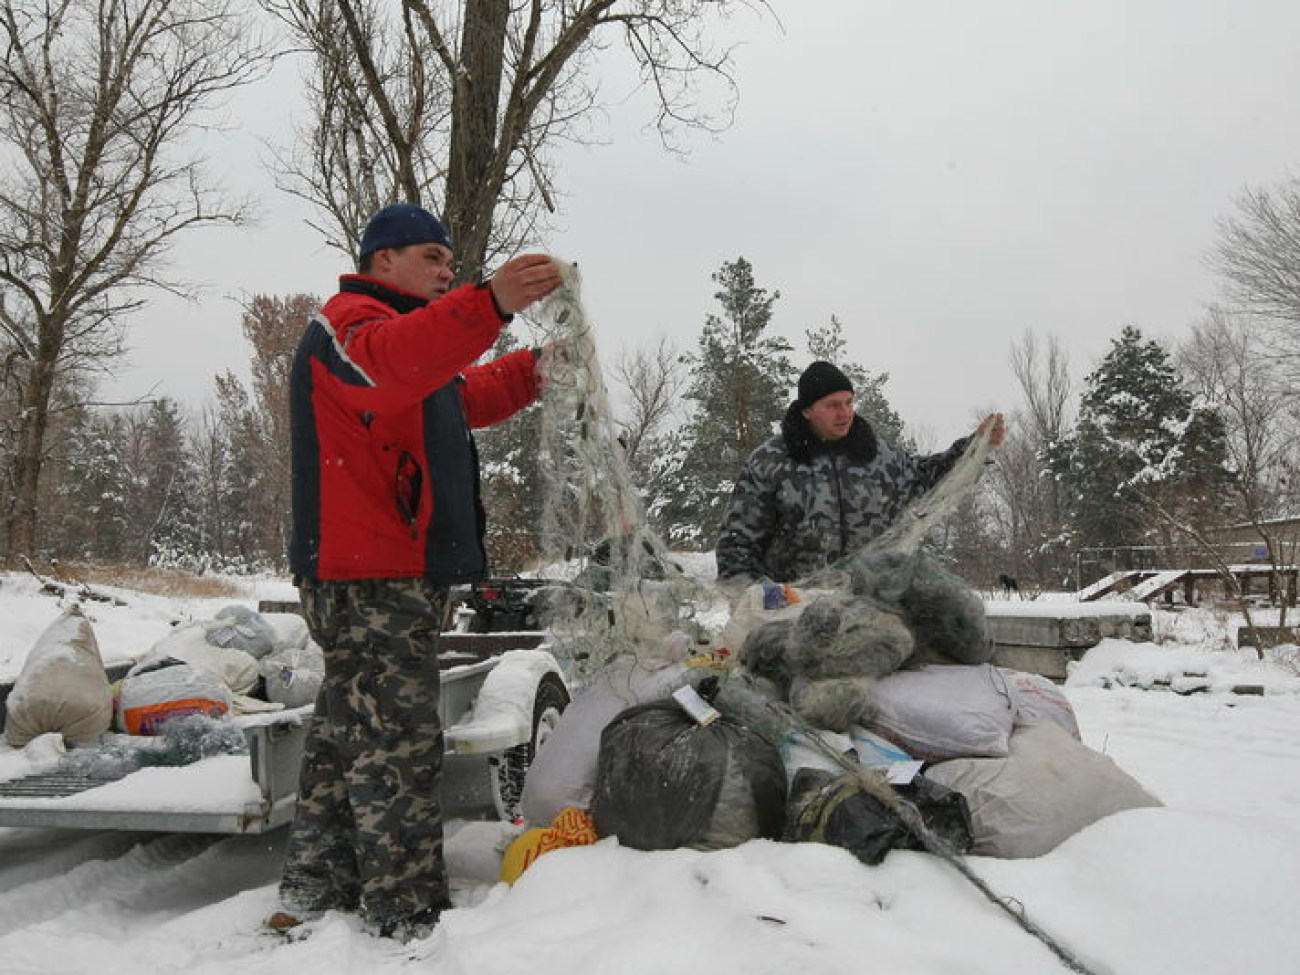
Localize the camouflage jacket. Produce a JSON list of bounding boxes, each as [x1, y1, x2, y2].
[[715, 405, 969, 584]]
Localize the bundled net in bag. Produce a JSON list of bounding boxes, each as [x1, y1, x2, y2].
[[786, 767, 973, 866], [591, 699, 787, 851]]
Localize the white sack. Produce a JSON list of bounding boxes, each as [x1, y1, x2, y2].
[[521, 658, 690, 827], [260, 612, 311, 654], [868, 664, 1015, 761], [925, 720, 1162, 858], [260, 637, 325, 708], [205, 604, 278, 659], [117, 659, 233, 735], [140, 623, 260, 695], [4, 606, 113, 748], [999, 667, 1080, 738]]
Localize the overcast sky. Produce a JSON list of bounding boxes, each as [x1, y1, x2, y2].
[[111, 0, 1300, 445]]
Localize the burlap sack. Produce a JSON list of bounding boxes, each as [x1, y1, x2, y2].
[[4, 606, 113, 748]]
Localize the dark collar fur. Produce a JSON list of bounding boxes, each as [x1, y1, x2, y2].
[[781, 402, 878, 465]]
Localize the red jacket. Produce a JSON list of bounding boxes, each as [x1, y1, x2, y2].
[[289, 275, 539, 582]]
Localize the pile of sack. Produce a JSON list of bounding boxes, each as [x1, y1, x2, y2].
[[3, 602, 324, 753], [507, 561, 1160, 881], [506, 647, 789, 881]]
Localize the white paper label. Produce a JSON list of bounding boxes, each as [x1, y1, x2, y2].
[[672, 685, 721, 727]]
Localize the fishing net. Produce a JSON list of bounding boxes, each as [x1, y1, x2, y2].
[[524, 262, 996, 684], [525, 262, 708, 681], [515, 301, 1094, 972]]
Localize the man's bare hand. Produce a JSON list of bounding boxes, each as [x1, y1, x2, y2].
[[536, 339, 571, 388], [975, 412, 1007, 448], [489, 254, 563, 316]]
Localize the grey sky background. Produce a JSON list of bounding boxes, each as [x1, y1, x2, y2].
[[112, 0, 1300, 445]]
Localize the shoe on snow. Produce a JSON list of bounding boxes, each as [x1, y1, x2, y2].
[[266, 911, 305, 934], [375, 906, 444, 942]]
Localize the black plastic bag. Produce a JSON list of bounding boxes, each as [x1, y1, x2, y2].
[[786, 767, 973, 865], [592, 700, 787, 851]]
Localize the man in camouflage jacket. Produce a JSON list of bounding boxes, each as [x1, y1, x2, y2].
[[716, 361, 1002, 585]]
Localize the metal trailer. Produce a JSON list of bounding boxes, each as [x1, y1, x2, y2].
[[0, 631, 567, 834]]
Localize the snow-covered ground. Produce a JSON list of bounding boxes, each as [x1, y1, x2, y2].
[[1, 569, 1299, 974]]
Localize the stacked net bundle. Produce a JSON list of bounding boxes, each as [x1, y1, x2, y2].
[[526, 263, 707, 680]]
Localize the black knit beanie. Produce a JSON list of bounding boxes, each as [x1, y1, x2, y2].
[[796, 361, 854, 408]]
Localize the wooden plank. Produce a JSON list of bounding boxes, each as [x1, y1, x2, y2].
[[1077, 569, 1149, 602], [1237, 626, 1300, 649], [436, 631, 544, 668]]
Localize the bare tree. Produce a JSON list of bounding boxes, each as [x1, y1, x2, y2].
[[1180, 306, 1300, 621], [227, 292, 317, 566], [1181, 308, 1292, 520], [0, 0, 272, 563], [985, 330, 1075, 587], [1211, 176, 1300, 334], [263, 0, 767, 282], [611, 336, 686, 467], [1009, 330, 1073, 444]]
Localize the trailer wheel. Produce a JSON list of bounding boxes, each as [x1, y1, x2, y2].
[[489, 673, 569, 822]]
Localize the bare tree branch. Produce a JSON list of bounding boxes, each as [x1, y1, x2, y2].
[[0, 0, 273, 562], [262, 0, 769, 281]]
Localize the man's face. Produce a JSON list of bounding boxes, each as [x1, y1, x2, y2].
[[370, 242, 455, 300], [802, 390, 855, 441]]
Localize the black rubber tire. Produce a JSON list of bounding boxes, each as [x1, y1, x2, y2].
[[490, 673, 570, 822]]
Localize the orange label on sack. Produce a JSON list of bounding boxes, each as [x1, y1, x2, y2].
[[122, 698, 230, 735]]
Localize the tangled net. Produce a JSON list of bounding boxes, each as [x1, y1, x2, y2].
[[522, 262, 997, 684], [526, 262, 709, 681]]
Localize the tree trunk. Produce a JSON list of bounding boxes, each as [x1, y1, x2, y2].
[[4, 326, 59, 565], [445, 0, 509, 283]]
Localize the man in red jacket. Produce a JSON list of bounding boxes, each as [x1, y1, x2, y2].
[[272, 203, 562, 940]]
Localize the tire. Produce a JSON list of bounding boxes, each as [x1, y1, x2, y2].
[[489, 674, 570, 822]]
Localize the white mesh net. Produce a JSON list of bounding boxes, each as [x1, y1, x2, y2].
[[521, 262, 997, 684], [526, 262, 709, 681]]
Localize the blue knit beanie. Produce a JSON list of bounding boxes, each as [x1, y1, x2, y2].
[[359, 203, 453, 259]]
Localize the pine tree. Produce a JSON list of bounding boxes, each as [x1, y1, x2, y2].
[[1055, 326, 1233, 562], [475, 329, 546, 571], [661, 258, 795, 546], [137, 398, 206, 570], [52, 410, 132, 562], [805, 315, 910, 448], [211, 376, 278, 572]]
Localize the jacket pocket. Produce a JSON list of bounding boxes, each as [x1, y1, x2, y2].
[[395, 450, 423, 527]]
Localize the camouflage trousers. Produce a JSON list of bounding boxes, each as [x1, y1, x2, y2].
[[279, 577, 450, 929]]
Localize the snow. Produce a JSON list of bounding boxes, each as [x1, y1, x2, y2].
[[1, 571, 1300, 973], [984, 598, 1150, 619], [447, 649, 562, 753], [19, 755, 265, 813], [0, 572, 299, 684]]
